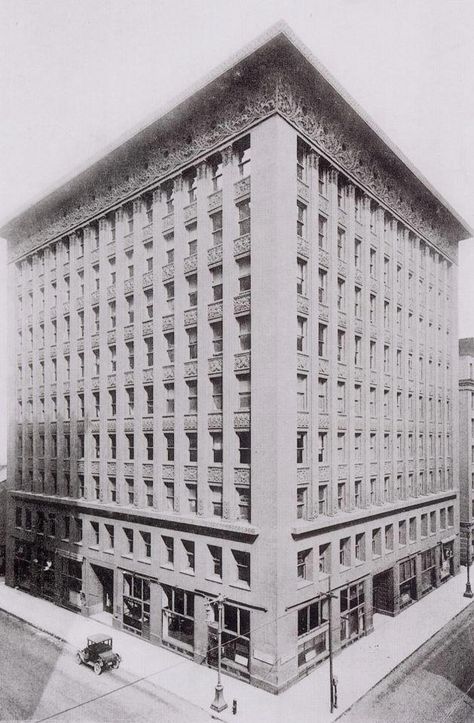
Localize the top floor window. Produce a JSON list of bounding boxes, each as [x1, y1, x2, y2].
[[125, 206, 134, 234], [236, 136, 251, 177], [297, 138, 307, 182], [318, 161, 328, 196], [210, 154, 223, 191], [185, 170, 197, 204]]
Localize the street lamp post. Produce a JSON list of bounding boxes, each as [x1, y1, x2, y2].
[[208, 594, 228, 713], [464, 526, 473, 599]]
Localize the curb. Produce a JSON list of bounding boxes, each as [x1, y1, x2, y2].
[[335, 598, 474, 721]]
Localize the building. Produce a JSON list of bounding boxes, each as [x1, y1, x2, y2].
[[458, 338, 474, 566], [1, 24, 472, 693]]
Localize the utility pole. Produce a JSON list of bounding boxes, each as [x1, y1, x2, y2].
[[464, 525, 473, 598], [322, 579, 338, 714], [206, 593, 228, 713]]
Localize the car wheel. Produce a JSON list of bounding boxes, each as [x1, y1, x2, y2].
[[112, 659, 120, 669], [76, 653, 83, 665], [94, 662, 102, 676]]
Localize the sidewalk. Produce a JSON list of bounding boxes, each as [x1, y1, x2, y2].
[[0, 573, 472, 723]]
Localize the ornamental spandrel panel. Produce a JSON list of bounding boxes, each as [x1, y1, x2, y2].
[[142, 418, 153, 431], [107, 285, 116, 301], [354, 269, 363, 284], [183, 202, 197, 223], [184, 361, 197, 378], [234, 468, 250, 485], [297, 468, 311, 484], [142, 320, 153, 337], [143, 368, 153, 383], [208, 245, 223, 265], [370, 278, 378, 294], [318, 358, 329, 375], [234, 352, 250, 372], [90, 460, 99, 474], [39, 309, 44, 323], [233, 234, 251, 257], [297, 237, 310, 258], [384, 373, 391, 386], [234, 412, 250, 429], [337, 259, 347, 276], [184, 254, 198, 274], [319, 196, 329, 214], [38, 348, 45, 361], [184, 414, 197, 430], [208, 190, 223, 212], [91, 376, 100, 390], [162, 263, 174, 281], [337, 311, 346, 328], [370, 371, 377, 385], [319, 413, 329, 429], [77, 460, 84, 473], [162, 464, 174, 479], [124, 325, 134, 340], [142, 463, 153, 476], [50, 306, 57, 320], [107, 374, 115, 387], [162, 315, 174, 331], [297, 295, 309, 315], [208, 466, 223, 483], [162, 416, 174, 431], [234, 176, 250, 199], [63, 381, 70, 394], [209, 356, 223, 374], [197, 498, 205, 516], [123, 462, 134, 475], [297, 179, 310, 202], [208, 301, 223, 321], [354, 463, 364, 476], [124, 418, 134, 432], [297, 412, 309, 429], [76, 297, 84, 310], [338, 464, 348, 478], [319, 305, 329, 322], [234, 292, 251, 315], [354, 319, 363, 334], [296, 353, 308, 372], [184, 466, 197, 481], [208, 413, 223, 430], [124, 371, 134, 385], [337, 363, 347, 378], [162, 213, 174, 233], [397, 461, 404, 473], [90, 420, 100, 432], [184, 309, 197, 326], [90, 334, 99, 349], [107, 330, 116, 345], [142, 271, 153, 289], [337, 209, 347, 226], [162, 365, 174, 381]]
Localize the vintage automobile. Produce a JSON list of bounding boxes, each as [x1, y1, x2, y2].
[[76, 633, 121, 675]]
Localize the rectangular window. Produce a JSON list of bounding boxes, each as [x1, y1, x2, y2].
[[337, 227, 345, 259], [318, 323, 327, 358], [211, 265, 223, 301], [238, 199, 251, 236], [297, 316, 307, 352], [237, 431, 251, 465], [211, 377, 223, 410], [211, 432, 223, 463], [187, 327, 197, 360], [238, 256, 251, 292], [186, 379, 197, 412], [318, 268, 327, 304], [239, 374, 251, 410], [318, 432, 327, 463], [297, 432, 307, 465], [165, 434, 174, 461], [297, 258, 306, 296], [187, 433, 197, 463], [297, 201, 306, 238], [318, 215, 327, 248], [238, 315, 251, 351]]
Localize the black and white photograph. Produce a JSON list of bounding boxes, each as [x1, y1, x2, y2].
[[1, 1, 474, 721]]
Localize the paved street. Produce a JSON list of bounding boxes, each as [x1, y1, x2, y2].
[[340, 601, 474, 723], [0, 610, 213, 722]]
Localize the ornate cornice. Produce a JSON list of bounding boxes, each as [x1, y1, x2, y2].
[[4, 34, 468, 264]]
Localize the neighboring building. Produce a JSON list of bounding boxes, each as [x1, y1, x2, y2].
[[1, 25, 472, 693], [458, 338, 474, 565], [0, 463, 7, 575]]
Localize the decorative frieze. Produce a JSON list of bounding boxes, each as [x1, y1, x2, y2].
[[233, 234, 251, 257], [208, 245, 223, 265]]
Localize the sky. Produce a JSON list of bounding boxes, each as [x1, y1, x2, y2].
[[1, 0, 474, 461]]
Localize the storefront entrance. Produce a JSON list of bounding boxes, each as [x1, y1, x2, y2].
[[340, 581, 366, 644], [90, 564, 114, 618], [373, 568, 395, 615], [123, 573, 150, 638], [399, 557, 417, 609], [440, 540, 455, 582]]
